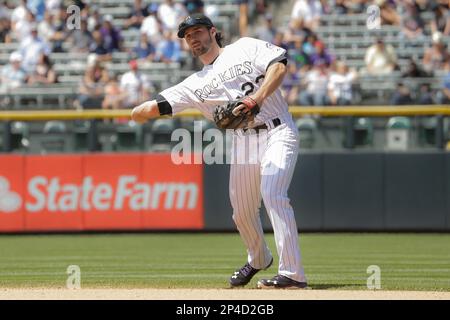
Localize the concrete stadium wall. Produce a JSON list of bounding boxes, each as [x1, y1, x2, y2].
[[203, 151, 450, 232]]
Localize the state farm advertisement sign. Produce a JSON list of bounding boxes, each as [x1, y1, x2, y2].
[[0, 154, 203, 232]]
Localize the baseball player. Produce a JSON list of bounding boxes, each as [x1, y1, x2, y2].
[[131, 14, 307, 289]]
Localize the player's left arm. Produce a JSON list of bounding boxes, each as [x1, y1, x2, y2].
[[250, 61, 287, 107]]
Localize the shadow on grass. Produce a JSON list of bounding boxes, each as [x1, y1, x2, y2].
[[309, 283, 363, 290], [222, 283, 363, 290]]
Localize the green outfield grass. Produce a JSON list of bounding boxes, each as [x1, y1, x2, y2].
[[0, 233, 449, 291]]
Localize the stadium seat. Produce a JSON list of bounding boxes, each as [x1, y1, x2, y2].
[[386, 116, 412, 150], [73, 121, 90, 152], [115, 121, 144, 152], [9, 121, 30, 152], [147, 119, 177, 152], [28, 121, 69, 154], [97, 122, 118, 152], [296, 118, 317, 149], [43, 121, 66, 133], [343, 117, 374, 148], [354, 117, 374, 147], [418, 116, 440, 147]]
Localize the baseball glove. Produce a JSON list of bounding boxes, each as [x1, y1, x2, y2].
[[213, 97, 260, 130]]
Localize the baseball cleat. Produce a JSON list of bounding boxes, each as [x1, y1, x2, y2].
[[229, 258, 273, 287], [257, 275, 308, 289]]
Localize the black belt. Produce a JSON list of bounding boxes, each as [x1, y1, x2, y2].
[[243, 118, 281, 133]]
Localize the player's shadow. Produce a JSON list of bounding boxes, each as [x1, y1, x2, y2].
[[309, 283, 361, 290]]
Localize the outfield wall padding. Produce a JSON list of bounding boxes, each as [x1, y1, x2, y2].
[[204, 151, 450, 232], [322, 152, 385, 230], [384, 153, 447, 230], [0, 151, 449, 232]]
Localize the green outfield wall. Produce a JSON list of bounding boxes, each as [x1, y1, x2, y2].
[[204, 151, 450, 232]]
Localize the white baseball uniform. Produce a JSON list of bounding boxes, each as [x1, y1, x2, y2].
[[158, 37, 307, 283]]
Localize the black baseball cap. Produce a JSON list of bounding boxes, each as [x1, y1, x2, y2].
[[177, 13, 214, 38]]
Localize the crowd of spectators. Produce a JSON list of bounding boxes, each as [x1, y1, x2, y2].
[[0, 0, 449, 109], [267, 0, 450, 106], [0, 0, 57, 94], [0, 0, 214, 109], [0, 0, 271, 109]]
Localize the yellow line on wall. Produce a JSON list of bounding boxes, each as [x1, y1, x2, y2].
[[0, 106, 449, 121]]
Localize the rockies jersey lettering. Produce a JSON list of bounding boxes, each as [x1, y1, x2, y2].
[[159, 37, 288, 123], [194, 61, 254, 102]]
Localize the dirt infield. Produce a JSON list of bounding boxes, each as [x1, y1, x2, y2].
[[1, 288, 449, 300]]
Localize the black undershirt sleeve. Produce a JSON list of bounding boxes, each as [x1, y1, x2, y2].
[[156, 94, 173, 116], [266, 54, 288, 71]]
